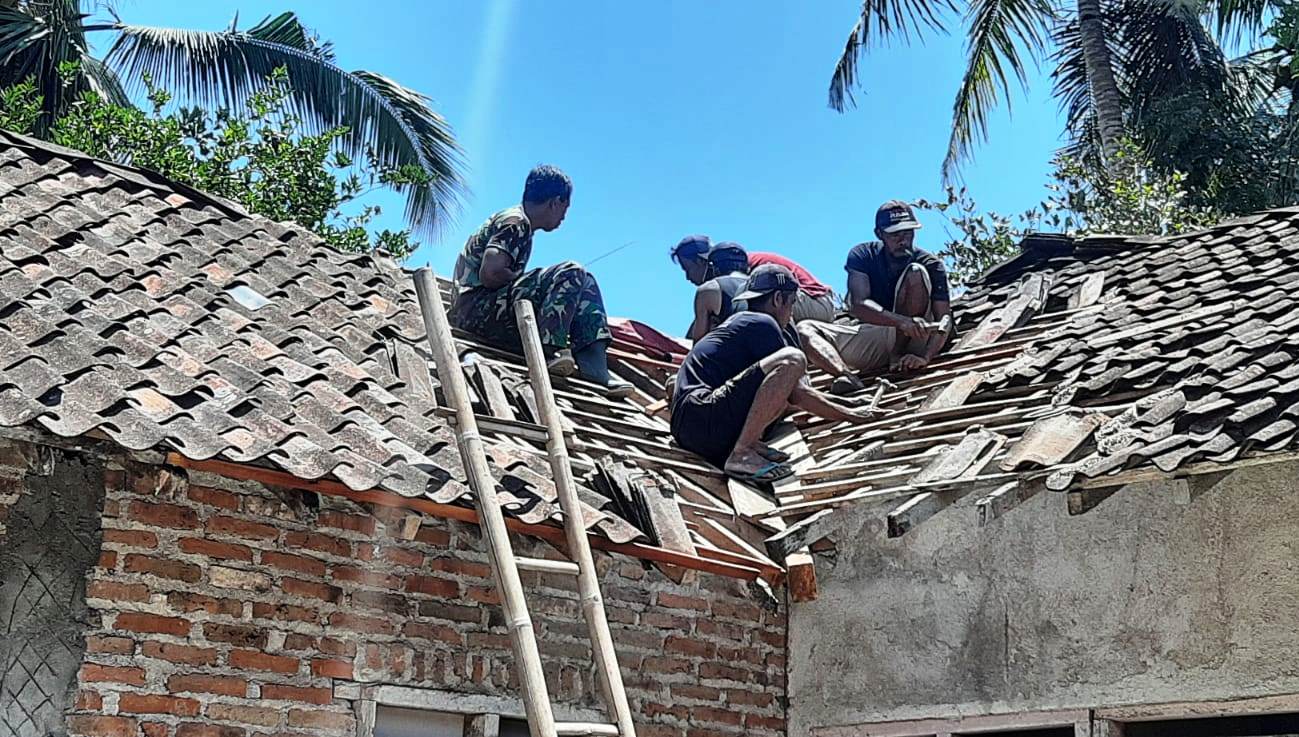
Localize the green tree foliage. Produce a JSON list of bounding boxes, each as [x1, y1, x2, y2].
[[0, 68, 423, 259], [0, 3, 463, 237], [920, 139, 1217, 286]]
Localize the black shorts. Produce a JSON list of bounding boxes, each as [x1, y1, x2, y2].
[[670, 364, 766, 468]]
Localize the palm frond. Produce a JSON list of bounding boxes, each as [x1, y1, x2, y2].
[[942, 0, 1054, 179], [828, 0, 957, 111], [81, 53, 130, 106], [245, 11, 335, 63], [1207, 0, 1277, 44], [0, 0, 101, 135], [106, 18, 465, 236], [1123, 0, 1231, 124]]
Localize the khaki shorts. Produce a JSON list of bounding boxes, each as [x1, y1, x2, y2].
[[800, 264, 932, 371], [793, 292, 837, 323]]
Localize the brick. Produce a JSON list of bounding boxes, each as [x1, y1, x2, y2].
[[405, 574, 458, 597], [673, 684, 722, 701], [318, 637, 356, 657], [464, 585, 499, 605], [86, 635, 134, 656], [318, 510, 376, 535], [209, 565, 271, 591], [311, 657, 354, 679], [656, 592, 709, 611], [695, 706, 744, 726], [643, 701, 689, 720], [67, 715, 137, 737], [102, 528, 158, 548], [124, 554, 200, 583], [410, 524, 449, 547], [283, 634, 317, 651], [229, 649, 300, 674], [207, 515, 277, 540], [712, 599, 763, 622], [288, 709, 355, 730], [87, 580, 150, 603], [643, 656, 692, 675], [120, 693, 201, 716], [80, 663, 146, 686], [328, 611, 396, 635], [176, 724, 245, 737], [142, 641, 217, 666], [178, 537, 254, 562], [116, 612, 190, 637], [380, 545, 423, 567], [402, 621, 463, 645], [726, 689, 775, 707], [202, 622, 267, 648], [166, 591, 242, 617], [285, 530, 351, 557], [204, 703, 281, 727], [416, 600, 482, 623], [700, 663, 750, 682], [141, 722, 167, 737], [697, 620, 747, 642], [251, 601, 318, 623], [98, 551, 117, 570], [260, 683, 332, 705], [641, 611, 692, 631], [425, 556, 491, 578], [282, 577, 341, 602], [128, 500, 199, 529], [167, 674, 248, 697], [260, 550, 325, 577], [665, 635, 716, 658], [746, 714, 785, 731], [186, 485, 240, 510], [76, 689, 103, 710], [351, 588, 407, 614], [330, 565, 401, 589]]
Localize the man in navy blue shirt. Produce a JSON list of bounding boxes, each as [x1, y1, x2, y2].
[[670, 264, 872, 482], [803, 200, 953, 373]]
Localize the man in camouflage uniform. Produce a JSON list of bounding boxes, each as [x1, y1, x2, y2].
[[450, 165, 632, 398]]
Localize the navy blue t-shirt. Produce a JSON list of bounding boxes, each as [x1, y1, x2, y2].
[[844, 241, 950, 311], [672, 312, 794, 411]]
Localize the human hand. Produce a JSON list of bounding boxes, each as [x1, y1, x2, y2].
[[896, 354, 928, 372], [895, 315, 931, 341]]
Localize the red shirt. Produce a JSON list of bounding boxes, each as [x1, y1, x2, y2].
[[748, 252, 831, 299]]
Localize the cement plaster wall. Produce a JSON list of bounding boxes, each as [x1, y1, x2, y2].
[[790, 461, 1299, 736]]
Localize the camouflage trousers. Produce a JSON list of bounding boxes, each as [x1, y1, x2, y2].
[[449, 261, 613, 352]]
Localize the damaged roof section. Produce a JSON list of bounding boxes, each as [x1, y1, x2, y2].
[[0, 130, 778, 581], [768, 212, 1299, 552]]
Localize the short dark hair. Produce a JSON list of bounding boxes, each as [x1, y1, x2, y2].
[[671, 235, 711, 264], [523, 165, 573, 204]]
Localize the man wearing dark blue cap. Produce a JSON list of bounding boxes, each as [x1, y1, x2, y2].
[[803, 200, 952, 373], [671, 264, 871, 482]]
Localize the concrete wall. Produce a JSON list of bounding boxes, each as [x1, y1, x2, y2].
[[790, 461, 1299, 736]]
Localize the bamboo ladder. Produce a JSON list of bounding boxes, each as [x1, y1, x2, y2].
[[412, 269, 637, 737]]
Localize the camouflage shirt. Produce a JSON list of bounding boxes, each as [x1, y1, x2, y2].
[[452, 206, 533, 294]]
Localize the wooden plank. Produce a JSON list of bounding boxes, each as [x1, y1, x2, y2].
[[464, 714, 501, 737], [975, 479, 1043, 526], [1068, 271, 1106, 309], [1067, 484, 1122, 515], [886, 492, 944, 538], [812, 709, 1091, 737], [765, 509, 838, 561], [786, 548, 818, 602], [768, 471, 1018, 518], [728, 479, 781, 526]]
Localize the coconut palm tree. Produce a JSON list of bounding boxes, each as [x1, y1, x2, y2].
[[826, 0, 1249, 179], [0, 1, 462, 237]]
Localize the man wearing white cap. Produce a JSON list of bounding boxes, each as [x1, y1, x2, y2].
[[802, 200, 953, 373]]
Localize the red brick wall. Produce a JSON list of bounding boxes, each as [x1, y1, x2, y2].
[[43, 448, 786, 737]]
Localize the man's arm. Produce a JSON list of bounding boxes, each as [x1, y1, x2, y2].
[[687, 284, 723, 342], [478, 247, 518, 290], [790, 378, 872, 424], [847, 271, 928, 340]]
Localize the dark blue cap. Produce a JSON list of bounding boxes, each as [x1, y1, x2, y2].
[[735, 263, 799, 301], [876, 200, 922, 233], [671, 234, 711, 263]]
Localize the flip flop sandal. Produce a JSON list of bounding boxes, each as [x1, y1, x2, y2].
[[726, 461, 794, 484], [758, 447, 791, 464]]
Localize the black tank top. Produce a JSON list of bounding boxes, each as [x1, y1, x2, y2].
[[714, 273, 748, 323]]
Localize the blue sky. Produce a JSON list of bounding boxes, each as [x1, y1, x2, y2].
[[111, 0, 1065, 328]]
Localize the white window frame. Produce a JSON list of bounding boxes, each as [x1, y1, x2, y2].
[[337, 683, 608, 737]]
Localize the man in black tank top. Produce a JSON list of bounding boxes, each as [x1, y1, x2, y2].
[[684, 242, 751, 341]]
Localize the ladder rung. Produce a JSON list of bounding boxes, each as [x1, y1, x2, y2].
[[555, 723, 619, 736], [516, 556, 579, 576]]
